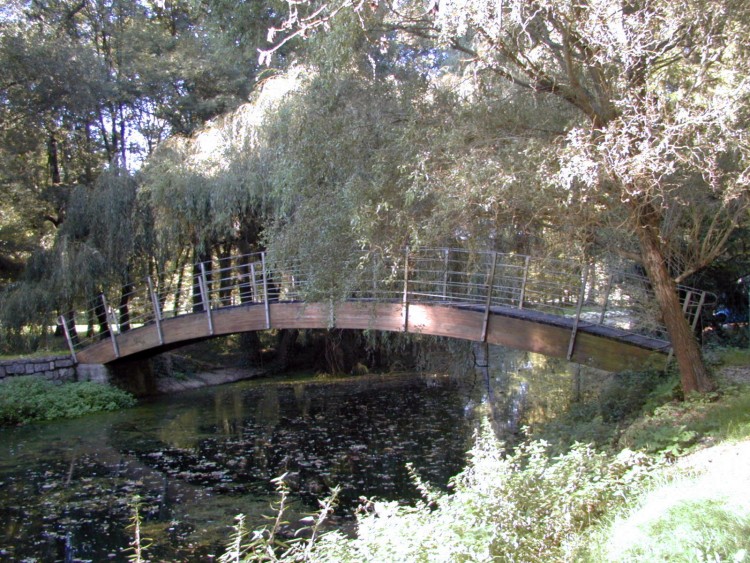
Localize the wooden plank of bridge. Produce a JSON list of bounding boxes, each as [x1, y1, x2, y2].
[[335, 302, 409, 333], [75, 301, 668, 373]]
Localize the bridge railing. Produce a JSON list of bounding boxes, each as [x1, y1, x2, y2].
[[59, 247, 713, 361]]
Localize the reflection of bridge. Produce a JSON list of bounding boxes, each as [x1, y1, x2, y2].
[[62, 248, 710, 372]]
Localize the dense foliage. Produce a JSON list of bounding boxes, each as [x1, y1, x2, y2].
[[2, 0, 750, 390], [0, 376, 136, 425]]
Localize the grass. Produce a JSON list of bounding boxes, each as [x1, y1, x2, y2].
[[579, 350, 750, 562], [618, 384, 750, 455], [0, 347, 70, 361], [587, 496, 750, 562], [583, 457, 750, 562], [714, 347, 750, 367]]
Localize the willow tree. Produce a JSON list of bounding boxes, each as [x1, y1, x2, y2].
[[258, 72, 429, 288], [264, 0, 750, 394], [139, 69, 305, 315]]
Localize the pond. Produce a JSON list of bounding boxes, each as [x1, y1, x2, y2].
[[0, 347, 592, 561]]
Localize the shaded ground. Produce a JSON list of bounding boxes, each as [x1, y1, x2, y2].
[[154, 366, 266, 393], [719, 364, 750, 385]]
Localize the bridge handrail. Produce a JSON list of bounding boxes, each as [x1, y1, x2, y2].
[[58, 247, 714, 361]]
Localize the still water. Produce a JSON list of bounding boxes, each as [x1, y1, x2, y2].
[[0, 372, 484, 561], [0, 347, 590, 562]]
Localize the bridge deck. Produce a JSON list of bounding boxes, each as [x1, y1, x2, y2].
[[75, 300, 670, 372]]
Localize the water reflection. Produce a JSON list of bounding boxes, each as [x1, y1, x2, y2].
[[0, 372, 478, 561], [0, 349, 604, 561], [485, 345, 604, 435]]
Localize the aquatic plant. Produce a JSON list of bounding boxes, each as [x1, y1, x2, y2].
[[219, 473, 340, 562], [0, 376, 136, 425], [125, 496, 153, 563]]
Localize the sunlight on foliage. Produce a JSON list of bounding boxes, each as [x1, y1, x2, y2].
[[226, 418, 655, 562], [585, 447, 750, 563]]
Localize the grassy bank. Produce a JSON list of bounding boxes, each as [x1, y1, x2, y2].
[[0, 376, 137, 426], [206, 349, 750, 562]]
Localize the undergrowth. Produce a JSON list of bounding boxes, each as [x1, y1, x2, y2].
[[0, 376, 137, 425]]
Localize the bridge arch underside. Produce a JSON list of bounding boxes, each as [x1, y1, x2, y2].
[[76, 302, 669, 372]]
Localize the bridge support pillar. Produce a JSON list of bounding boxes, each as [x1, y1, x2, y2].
[[567, 269, 588, 361], [76, 363, 112, 384]]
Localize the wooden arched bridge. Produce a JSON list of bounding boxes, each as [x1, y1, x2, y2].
[[61, 248, 711, 372]]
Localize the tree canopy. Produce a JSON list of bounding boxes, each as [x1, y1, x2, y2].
[[1, 0, 749, 393], [256, 0, 750, 392]]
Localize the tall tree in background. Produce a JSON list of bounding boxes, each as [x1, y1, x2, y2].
[[0, 0, 293, 342], [0, 0, 289, 262], [264, 0, 750, 393]]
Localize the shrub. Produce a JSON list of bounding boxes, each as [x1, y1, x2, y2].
[[225, 419, 655, 562], [0, 376, 136, 425], [598, 369, 669, 423]]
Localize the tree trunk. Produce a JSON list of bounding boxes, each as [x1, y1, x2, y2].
[[95, 295, 110, 339], [632, 200, 714, 394], [65, 310, 80, 346], [323, 330, 365, 374], [118, 280, 134, 332], [47, 133, 61, 185], [273, 329, 299, 371]]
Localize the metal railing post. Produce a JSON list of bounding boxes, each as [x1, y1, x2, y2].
[[691, 291, 707, 332], [567, 269, 588, 361], [147, 276, 164, 345], [442, 248, 449, 300], [249, 262, 258, 303], [481, 252, 498, 342], [199, 262, 214, 336], [681, 290, 693, 315], [518, 255, 530, 309], [100, 293, 120, 359], [403, 247, 410, 332], [59, 314, 77, 363], [262, 252, 271, 329]]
